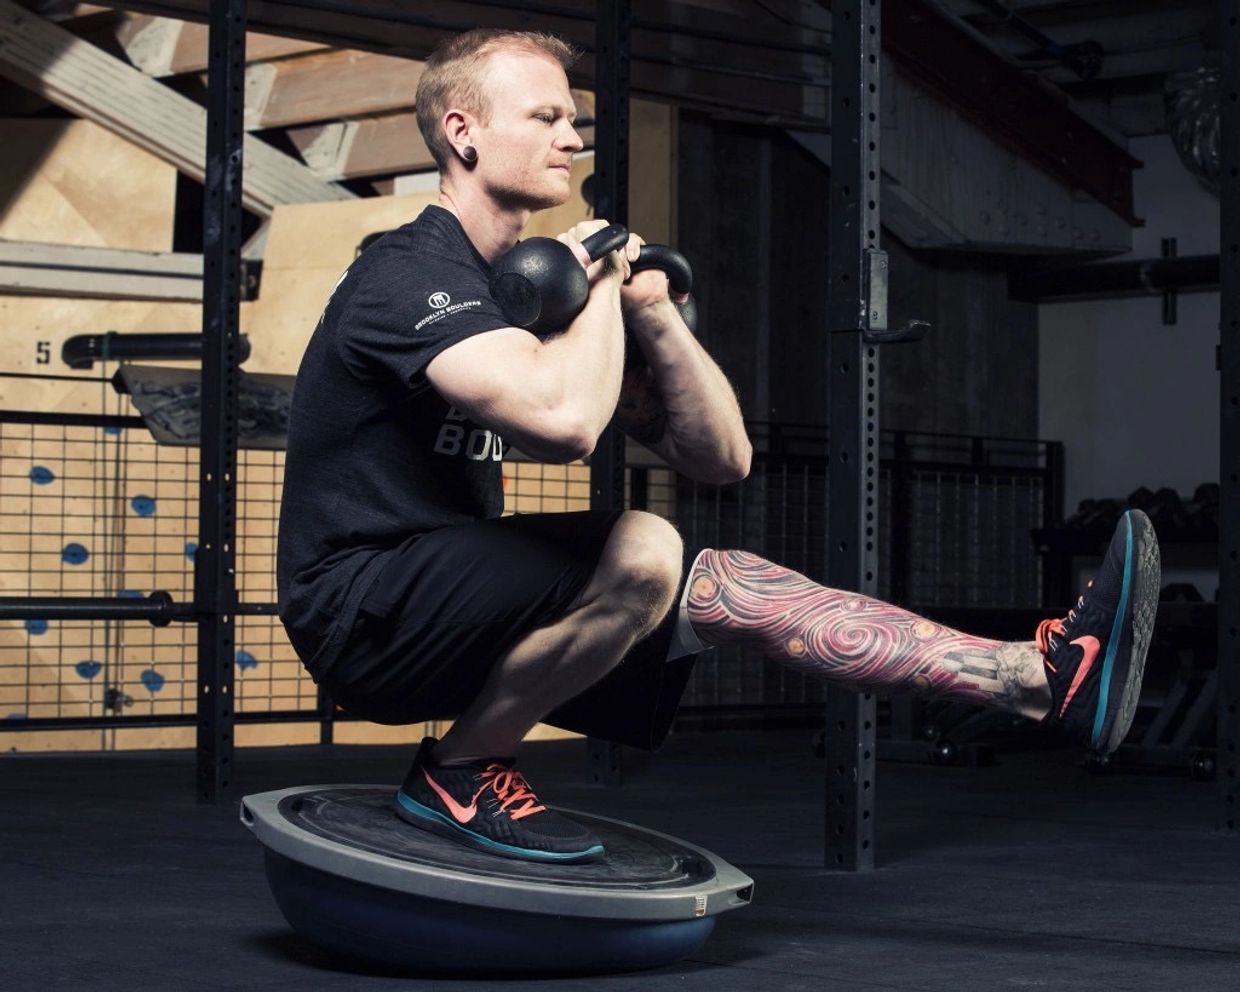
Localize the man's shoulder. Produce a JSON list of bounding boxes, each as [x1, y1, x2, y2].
[[374, 206, 468, 255], [356, 208, 482, 283]]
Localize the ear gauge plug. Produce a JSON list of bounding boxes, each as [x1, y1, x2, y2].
[[461, 145, 478, 163]]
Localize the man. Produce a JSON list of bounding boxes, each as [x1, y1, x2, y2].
[[278, 29, 1160, 865]]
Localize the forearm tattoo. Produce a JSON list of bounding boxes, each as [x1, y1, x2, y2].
[[686, 550, 1046, 716]]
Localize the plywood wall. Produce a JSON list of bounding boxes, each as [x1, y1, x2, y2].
[[0, 117, 200, 752], [0, 119, 177, 250]]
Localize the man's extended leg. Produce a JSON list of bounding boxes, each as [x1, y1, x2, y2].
[[685, 550, 1052, 719], [686, 509, 1161, 753]]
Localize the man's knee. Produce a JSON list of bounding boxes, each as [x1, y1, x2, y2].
[[595, 511, 684, 621]]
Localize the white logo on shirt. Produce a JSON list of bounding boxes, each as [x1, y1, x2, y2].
[[433, 405, 504, 462], [415, 297, 483, 331]]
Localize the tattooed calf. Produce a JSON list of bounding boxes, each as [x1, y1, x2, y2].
[[686, 550, 1050, 718]]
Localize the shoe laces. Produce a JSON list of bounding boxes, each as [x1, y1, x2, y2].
[[473, 764, 546, 821], [1036, 581, 1092, 661]]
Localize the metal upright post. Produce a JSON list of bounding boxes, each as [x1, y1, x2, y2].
[[825, 0, 883, 869], [1217, 0, 1239, 835], [196, 0, 246, 803], [587, 0, 631, 787]]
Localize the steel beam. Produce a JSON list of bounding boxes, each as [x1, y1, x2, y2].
[[1217, 0, 1239, 836], [880, 0, 1141, 225], [825, 0, 882, 872], [195, 0, 245, 805], [586, 0, 630, 789], [1011, 255, 1220, 302]]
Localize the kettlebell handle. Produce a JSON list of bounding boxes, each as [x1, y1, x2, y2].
[[631, 245, 692, 302], [579, 224, 630, 262], [579, 227, 693, 301]]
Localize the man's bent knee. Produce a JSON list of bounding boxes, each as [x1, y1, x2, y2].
[[582, 511, 683, 624]]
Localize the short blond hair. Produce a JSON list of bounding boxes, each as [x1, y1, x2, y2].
[[416, 29, 580, 172]]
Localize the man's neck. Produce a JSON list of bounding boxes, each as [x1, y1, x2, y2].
[[437, 182, 529, 265]]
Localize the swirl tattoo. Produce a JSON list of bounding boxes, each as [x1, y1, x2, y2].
[[686, 550, 1048, 717]]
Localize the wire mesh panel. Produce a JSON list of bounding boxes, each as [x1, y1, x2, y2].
[[675, 425, 832, 712], [2, 396, 1059, 745], [889, 433, 1050, 609], [0, 411, 312, 740]]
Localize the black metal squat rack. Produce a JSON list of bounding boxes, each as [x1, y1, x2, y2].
[[0, 0, 1234, 864]]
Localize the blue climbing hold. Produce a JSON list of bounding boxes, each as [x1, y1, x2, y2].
[[141, 669, 166, 693], [236, 649, 258, 672], [29, 466, 55, 485], [62, 543, 89, 565], [130, 495, 156, 517], [25, 619, 48, 636], [103, 426, 122, 436], [119, 589, 143, 599], [185, 542, 198, 562], [75, 661, 103, 680]]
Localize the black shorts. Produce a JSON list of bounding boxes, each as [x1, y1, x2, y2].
[[317, 510, 701, 751]]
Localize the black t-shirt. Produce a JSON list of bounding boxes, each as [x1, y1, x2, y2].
[[277, 205, 510, 669]]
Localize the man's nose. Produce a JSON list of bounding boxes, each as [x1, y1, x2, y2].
[[559, 123, 584, 152]]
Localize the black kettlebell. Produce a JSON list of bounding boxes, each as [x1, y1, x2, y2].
[[490, 223, 629, 337], [491, 225, 697, 338]]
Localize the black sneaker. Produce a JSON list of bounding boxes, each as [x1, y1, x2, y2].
[[1036, 509, 1160, 755], [393, 738, 605, 863]]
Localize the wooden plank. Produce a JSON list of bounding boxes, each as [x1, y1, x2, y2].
[[100, 0, 830, 130], [288, 112, 432, 180], [113, 13, 327, 77], [245, 49, 423, 131], [245, 38, 812, 132], [0, 0, 354, 216], [285, 91, 596, 180], [249, 43, 596, 133], [0, 240, 204, 299], [107, 1, 826, 88]]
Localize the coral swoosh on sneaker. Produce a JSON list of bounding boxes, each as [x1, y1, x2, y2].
[[422, 768, 478, 824], [1059, 635, 1102, 718]]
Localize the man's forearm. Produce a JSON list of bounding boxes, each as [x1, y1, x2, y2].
[[537, 280, 627, 447], [627, 302, 751, 482]]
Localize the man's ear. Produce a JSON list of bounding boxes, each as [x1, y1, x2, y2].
[[443, 109, 476, 163]]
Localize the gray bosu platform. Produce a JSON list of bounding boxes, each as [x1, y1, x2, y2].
[[241, 785, 754, 975]]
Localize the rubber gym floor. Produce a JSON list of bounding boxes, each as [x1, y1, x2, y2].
[[3, 728, 1237, 991]]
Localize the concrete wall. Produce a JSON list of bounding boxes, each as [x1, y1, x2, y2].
[[1038, 134, 1221, 513]]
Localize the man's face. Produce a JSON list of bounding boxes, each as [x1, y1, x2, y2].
[[471, 49, 583, 211]]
